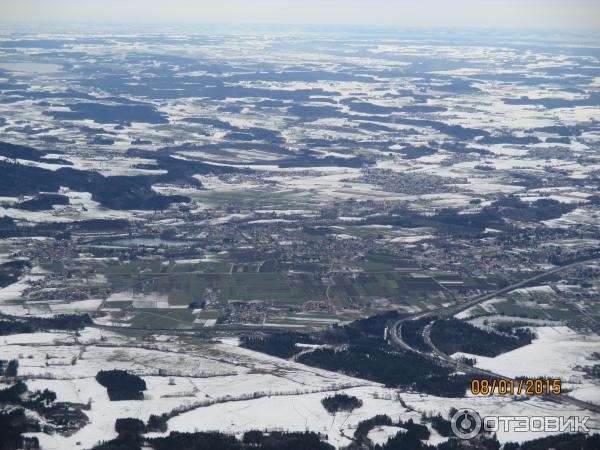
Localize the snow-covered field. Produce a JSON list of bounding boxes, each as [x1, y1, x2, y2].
[[1, 327, 598, 449], [452, 325, 600, 409]]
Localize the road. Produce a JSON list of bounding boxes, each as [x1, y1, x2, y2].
[[388, 257, 600, 414], [420, 320, 600, 413], [389, 257, 599, 348]]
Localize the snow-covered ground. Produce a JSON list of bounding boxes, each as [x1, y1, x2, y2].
[[452, 326, 600, 407], [368, 425, 404, 446], [1, 327, 598, 449]]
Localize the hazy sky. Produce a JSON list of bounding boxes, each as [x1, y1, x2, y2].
[[1, 0, 599, 30]]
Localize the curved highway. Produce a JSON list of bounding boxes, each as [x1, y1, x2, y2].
[[388, 257, 600, 414]]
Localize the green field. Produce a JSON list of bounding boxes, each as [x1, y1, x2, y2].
[[129, 308, 198, 328], [106, 271, 327, 307], [329, 272, 446, 306], [99, 253, 490, 324], [493, 300, 577, 320], [189, 188, 315, 209]]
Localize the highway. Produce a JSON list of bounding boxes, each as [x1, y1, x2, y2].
[[388, 257, 600, 413]]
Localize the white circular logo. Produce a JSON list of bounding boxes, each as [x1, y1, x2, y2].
[[451, 408, 482, 440]]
